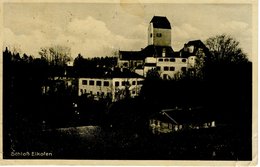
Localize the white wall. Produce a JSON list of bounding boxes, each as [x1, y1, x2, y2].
[[148, 23, 171, 47], [78, 77, 144, 102]]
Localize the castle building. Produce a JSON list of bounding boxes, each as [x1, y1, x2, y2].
[[118, 16, 209, 80]]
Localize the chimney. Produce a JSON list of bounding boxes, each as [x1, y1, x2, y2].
[[162, 48, 166, 57]]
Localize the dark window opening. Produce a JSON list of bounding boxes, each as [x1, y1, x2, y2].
[[182, 59, 187, 62], [137, 81, 143, 85], [170, 67, 175, 71], [163, 74, 167, 80], [96, 81, 102, 86], [104, 81, 109, 86], [150, 33, 153, 38], [82, 80, 88, 85], [158, 58, 163, 62], [115, 81, 120, 87], [156, 66, 161, 71], [164, 66, 169, 71], [89, 80, 94, 85], [170, 58, 176, 62], [145, 63, 156, 67], [132, 81, 136, 85]]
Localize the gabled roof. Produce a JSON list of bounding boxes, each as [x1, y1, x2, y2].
[[141, 45, 174, 57], [180, 40, 210, 58], [150, 16, 171, 29], [151, 108, 214, 125], [186, 40, 207, 49]]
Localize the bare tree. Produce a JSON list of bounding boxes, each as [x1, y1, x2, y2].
[[205, 34, 248, 63], [39, 45, 72, 67]]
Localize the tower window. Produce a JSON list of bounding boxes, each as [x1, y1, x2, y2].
[[150, 33, 153, 38], [156, 33, 162, 37], [182, 59, 187, 62]]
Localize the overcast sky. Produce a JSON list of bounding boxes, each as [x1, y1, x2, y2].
[[3, 3, 253, 60]]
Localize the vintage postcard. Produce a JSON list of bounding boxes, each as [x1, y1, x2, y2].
[[0, 0, 257, 166]]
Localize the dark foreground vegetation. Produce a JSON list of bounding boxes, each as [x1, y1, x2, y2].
[[3, 35, 252, 160]]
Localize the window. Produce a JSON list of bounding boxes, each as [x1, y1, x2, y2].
[[156, 66, 161, 71], [132, 90, 136, 95], [97, 92, 100, 96], [164, 59, 169, 62], [181, 67, 187, 71], [96, 81, 102, 86], [82, 80, 88, 85], [150, 33, 152, 38], [122, 81, 125, 86], [156, 33, 162, 37], [132, 81, 136, 85], [164, 66, 169, 71], [84, 89, 87, 93], [89, 80, 94, 85], [137, 80, 143, 85], [170, 67, 175, 71], [80, 89, 83, 93], [170, 58, 176, 62], [90, 91, 93, 95], [144, 63, 156, 67], [163, 74, 167, 80], [115, 81, 120, 87], [104, 81, 109, 86], [158, 58, 163, 62], [101, 92, 104, 96], [182, 59, 187, 62]]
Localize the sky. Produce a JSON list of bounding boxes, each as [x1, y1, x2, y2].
[[3, 2, 253, 60]]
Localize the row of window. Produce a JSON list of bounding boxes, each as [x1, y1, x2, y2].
[[158, 58, 187, 63], [80, 89, 137, 96], [81, 80, 143, 86], [157, 66, 187, 71], [82, 80, 110, 86]]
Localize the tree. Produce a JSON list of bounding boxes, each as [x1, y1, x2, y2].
[[39, 45, 72, 67], [205, 34, 248, 63]]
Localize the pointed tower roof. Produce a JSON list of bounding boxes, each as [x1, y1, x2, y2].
[[150, 16, 171, 29]]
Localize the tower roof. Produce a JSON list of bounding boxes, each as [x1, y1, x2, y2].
[[150, 16, 171, 29]]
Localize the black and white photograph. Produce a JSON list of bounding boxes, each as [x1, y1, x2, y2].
[[2, 0, 256, 164]]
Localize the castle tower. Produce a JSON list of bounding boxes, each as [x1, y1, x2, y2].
[[148, 16, 171, 47]]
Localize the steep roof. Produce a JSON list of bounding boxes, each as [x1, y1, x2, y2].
[[119, 51, 145, 60], [150, 16, 171, 29], [141, 45, 174, 57], [180, 40, 210, 58]]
